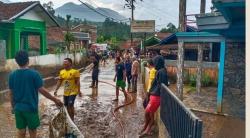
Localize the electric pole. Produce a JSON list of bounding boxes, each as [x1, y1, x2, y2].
[[200, 0, 206, 14], [177, 0, 186, 101], [125, 0, 142, 50], [197, 0, 206, 95], [131, 0, 134, 50]]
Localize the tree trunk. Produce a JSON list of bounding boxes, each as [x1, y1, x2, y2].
[[177, 0, 186, 101], [177, 41, 185, 101], [196, 43, 203, 95]]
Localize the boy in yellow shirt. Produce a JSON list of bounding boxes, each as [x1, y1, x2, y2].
[[54, 58, 82, 121], [147, 59, 156, 92]]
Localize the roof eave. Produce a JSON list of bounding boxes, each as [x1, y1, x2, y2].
[[8, 2, 39, 21], [8, 2, 60, 27]]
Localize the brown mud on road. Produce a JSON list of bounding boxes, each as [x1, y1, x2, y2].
[[39, 60, 156, 138]]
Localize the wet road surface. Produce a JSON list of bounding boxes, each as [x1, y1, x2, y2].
[[39, 60, 157, 138]]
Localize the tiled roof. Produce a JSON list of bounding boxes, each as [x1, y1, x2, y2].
[[120, 39, 141, 49], [156, 32, 172, 40], [0, 1, 38, 20]]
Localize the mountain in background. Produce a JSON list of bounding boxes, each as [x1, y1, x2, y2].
[[55, 2, 126, 22], [0, 0, 11, 3]]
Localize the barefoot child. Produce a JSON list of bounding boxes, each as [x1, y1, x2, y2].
[[113, 57, 128, 101]]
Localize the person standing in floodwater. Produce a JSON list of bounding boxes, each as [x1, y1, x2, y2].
[[9, 50, 63, 138], [54, 58, 82, 121], [124, 55, 132, 92], [131, 57, 139, 92], [90, 59, 99, 88], [113, 57, 128, 101]]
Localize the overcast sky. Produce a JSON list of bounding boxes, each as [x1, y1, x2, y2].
[[9, 0, 212, 30]]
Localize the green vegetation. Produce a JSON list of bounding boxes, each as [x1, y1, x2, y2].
[[160, 23, 178, 33], [187, 73, 216, 87]]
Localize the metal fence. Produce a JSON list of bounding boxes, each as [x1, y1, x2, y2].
[[160, 84, 203, 138]]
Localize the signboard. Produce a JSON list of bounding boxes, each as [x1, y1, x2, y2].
[[91, 43, 107, 51], [131, 20, 155, 33]]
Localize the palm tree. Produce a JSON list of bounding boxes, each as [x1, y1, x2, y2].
[[65, 15, 74, 52]]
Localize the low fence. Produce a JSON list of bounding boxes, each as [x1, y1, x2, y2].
[[0, 52, 90, 92], [142, 60, 218, 86], [0, 52, 87, 71], [165, 60, 218, 83], [160, 84, 203, 138]]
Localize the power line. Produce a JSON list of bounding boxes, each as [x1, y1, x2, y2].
[[137, 1, 177, 21], [78, 0, 130, 23]]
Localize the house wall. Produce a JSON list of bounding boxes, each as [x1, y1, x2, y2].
[[0, 52, 90, 92], [0, 19, 46, 59], [223, 42, 245, 119], [19, 9, 44, 21]]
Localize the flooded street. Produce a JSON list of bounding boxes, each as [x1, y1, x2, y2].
[[38, 59, 156, 138]]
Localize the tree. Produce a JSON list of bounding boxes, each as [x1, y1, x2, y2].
[[160, 28, 168, 33], [109, 37, 119, 50], [64, 32, 75, 52], [43, 1, 55, 16], [65, 15, 73, 51], [97, 35, 105, 43], [66, 15, 71, 31], [159, 23, 178, 33]]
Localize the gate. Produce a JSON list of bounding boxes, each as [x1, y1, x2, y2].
[[160, 84, 203, 138]]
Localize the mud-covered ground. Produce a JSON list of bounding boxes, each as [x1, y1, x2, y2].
[[38, 60, 157, 138]]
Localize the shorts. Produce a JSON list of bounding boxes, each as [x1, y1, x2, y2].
[[15, 110, 40, 129], [116, 80, 126, 89], [92, 75, 98, 81], [145, 95, 160, 113], [64, 95, 77, 106]]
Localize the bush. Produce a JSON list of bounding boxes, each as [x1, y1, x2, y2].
[[201, 73, 210, 87], [189, 74, 196, 87], [187, 72, 216, 87]]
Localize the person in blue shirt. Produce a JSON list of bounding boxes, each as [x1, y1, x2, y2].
[[124, 55, 132, 92], [8, 50, 63, 138], [113, 57, 128, 101]]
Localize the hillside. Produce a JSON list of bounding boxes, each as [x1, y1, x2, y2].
[[55, 2, 126, 22]]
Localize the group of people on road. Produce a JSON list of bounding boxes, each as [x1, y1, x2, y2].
[[112, 50, 140, 101], [8, 48, 168, 138]]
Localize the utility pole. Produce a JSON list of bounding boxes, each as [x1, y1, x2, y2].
[[177, 0, 186, 101], [131, 0, 134, 20], [125, 0, 142, 50], [131, 0, 134, 50], [200, 0, 206, 14], [197, 0, 206, 95]]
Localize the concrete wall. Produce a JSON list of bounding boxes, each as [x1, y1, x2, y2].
[[0, 52, 90, 91], [223, 42, 245, 119], [0, 40, 6, 66], [143, 66, 170, 138]]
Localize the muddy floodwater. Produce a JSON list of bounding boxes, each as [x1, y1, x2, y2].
[[37, 60, 156, 138]]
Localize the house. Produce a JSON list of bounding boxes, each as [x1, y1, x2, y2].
[[147, 26, 221, 61], [69, 31, 90, 51], [120, 39, 141, 50], [0, 1, 60, 58], [175, 0, 245, 118], [143, 32, 172, 48], [71, 24, 97, 43], [29, 26, 65, 54]]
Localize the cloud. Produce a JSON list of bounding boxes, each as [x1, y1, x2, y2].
[[85, 0, 128, 14], [10, 0, 212, 29]]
